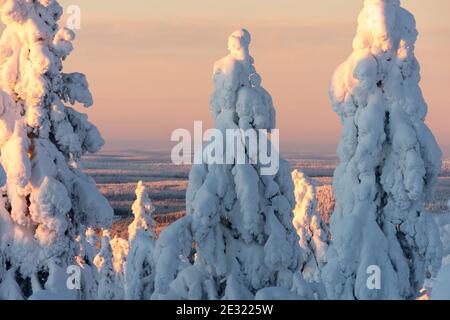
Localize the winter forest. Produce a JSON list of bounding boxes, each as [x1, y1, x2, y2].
[[1, 0, 450, 301]]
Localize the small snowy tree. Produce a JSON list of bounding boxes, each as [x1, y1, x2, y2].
[[110, 236, 127, 271], [94, 230, 118, 300], [74, 227, 100, 300], [323, 0, 443, 300], [153, 29, 311, 300], [0, 0, 113, 298], [109, 235, 128, 298], [292, 170, 329, 298], [124, 181, 156, 300]]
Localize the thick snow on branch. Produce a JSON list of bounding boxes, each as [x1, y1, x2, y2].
[[323, 0, 443, 300], [152, 215, 196, 299], [153, 29, 311, 300], [0, 0, 113, 298]]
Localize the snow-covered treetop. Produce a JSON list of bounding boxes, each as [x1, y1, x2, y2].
[[0, 0, 102, 161], [211, 28, 275, 131], [227, 29, 251, 61], [128, 181, 155, 241], [330, 0, 441, 198], [355, 0, 408, 53], [332, 0, 421, 115]]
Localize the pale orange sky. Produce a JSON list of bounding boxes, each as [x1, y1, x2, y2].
[[22, 1, 450, 153]]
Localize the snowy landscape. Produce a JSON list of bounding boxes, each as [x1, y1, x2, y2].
[[81, 149, 450, 299], [83, 150, 450, 220], [1, 0, 450, 301]]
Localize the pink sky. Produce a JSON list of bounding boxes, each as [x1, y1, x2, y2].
[[56, 1, 450, 153]]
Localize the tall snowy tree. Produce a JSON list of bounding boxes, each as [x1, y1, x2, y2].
[[124, 181, 156, 300], [0, 0, 113, 298], [323, 0, 443, 300], [292, 170, 328, 298], [153, 29, 312, 300]]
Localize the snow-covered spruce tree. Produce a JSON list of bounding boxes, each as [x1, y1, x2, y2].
[[323, 0, 443, 300], [94, 230, 118, 300], [0, 0, 113, 298], [292, 170, 329, 298], [124, 181, 156, 300], [110, 235, 128, 287], [153, 29, 312, 300]]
